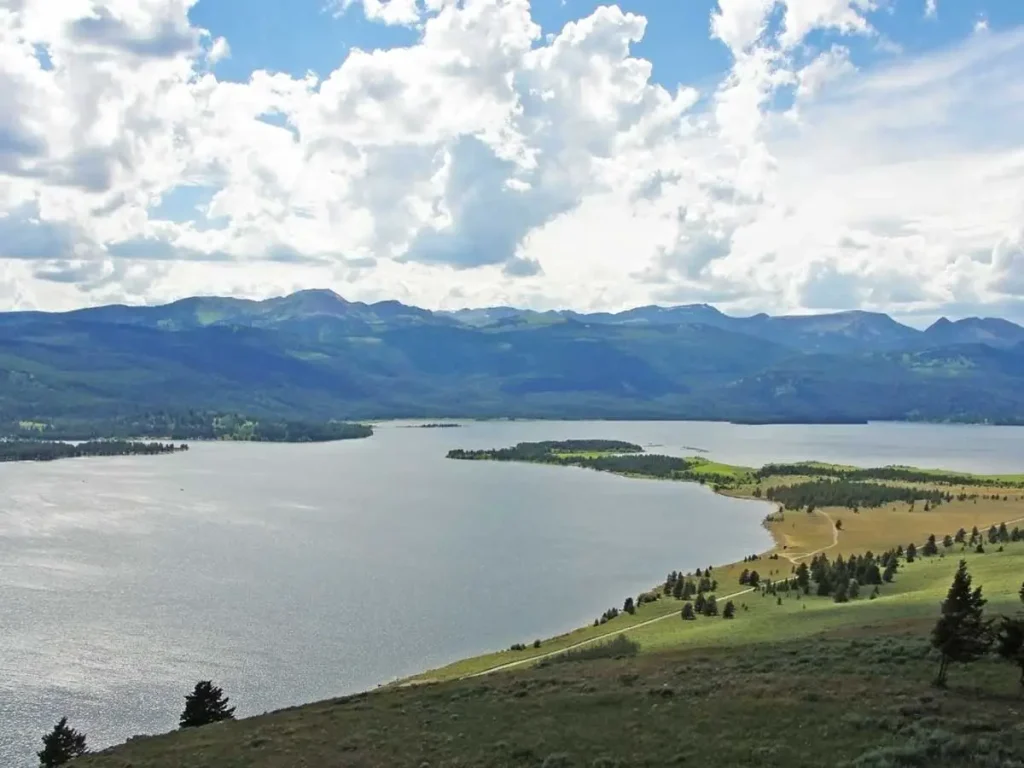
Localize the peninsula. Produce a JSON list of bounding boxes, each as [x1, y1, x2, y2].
[[0, 439, 187, 463]]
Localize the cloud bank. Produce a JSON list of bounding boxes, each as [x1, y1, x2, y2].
[[0, 0, 1022, 321]]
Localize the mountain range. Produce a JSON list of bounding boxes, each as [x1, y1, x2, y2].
[[3, 289, 1024, 424]]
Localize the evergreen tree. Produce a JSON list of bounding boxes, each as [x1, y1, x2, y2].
[[883, 560, 897, 583], [703, 595, 718, 617], [833, 577, 849, 603], [847, 579, 860, 600], [998, 522, 1010, 543], [694, 593, 706, 614], [681, 602, 696, 620], [942, 534, 954, 548], [38, 718, 88, 767], [922, 535, 938, 557], [739, 568, 750, 585], [723, 600, 736, 619], [180, 681, 236, 729], [930, 560, 992, 687], [795, 562, 810, 591], [906, 542, 917, 562], [623, 596, 636, 615], [954, 528, 966, 544], [996, 616, 1024, 688], [1019, 580, 1024, 605]]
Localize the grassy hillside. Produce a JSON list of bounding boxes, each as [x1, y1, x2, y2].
[[77, 452, 1024, 767]]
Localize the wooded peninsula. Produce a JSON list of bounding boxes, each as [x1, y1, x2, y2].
[[0, 440, 187, 463]]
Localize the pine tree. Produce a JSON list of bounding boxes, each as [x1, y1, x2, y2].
[[906, 542, 917, 562], [723, 600, 736, 619], [38, 718, 88, 767], [703, 595, 718, 617], [930, 560, 992, 687], [1019, 580, 1024, 605], [795, 562, 810, 591], [833, 577, 849, 603], [672, 578, 684, 599], [847, 579, 860, 600], [623, 597, 636, 615], [942, 534, 954, 548], [922, 535, 938, 557], [954, 528, 966, 544], [739, 568, 750, 585], [694, 593, 706, 614], [996, 616, 1024, 689], [681, 602, 696, 620], [180, 681, 236, 729]]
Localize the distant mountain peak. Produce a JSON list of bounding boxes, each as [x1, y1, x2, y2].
[[284, 288, 347, 302]]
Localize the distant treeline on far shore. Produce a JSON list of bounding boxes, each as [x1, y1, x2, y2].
[[0, 440, 188, 463], [1, 411, 374, 443]]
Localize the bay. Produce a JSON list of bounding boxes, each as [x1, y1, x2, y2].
[[2, 420, 1023, 765]]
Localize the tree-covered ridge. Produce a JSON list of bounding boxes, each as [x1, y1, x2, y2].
[[756, 462, 1019, 488], [765, 479, 946, 510], [0, 411, 373, 443], [0, 440, 186, 463], [447, 439, 644, 461]]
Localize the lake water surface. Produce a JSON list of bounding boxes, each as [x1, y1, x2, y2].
[[3, 420, 1024, 765]]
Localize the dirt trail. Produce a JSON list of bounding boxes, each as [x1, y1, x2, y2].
[[466, 585, 757, 678], [458, 512, 1024, 681]]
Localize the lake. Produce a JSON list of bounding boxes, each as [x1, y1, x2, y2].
[[3, 420, 1024, 765]]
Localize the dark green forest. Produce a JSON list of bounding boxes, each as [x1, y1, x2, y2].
[[1, 412, 372, 443], [756, 463, 1015, 487], [765, 480, 946, 510], [0, 440, 186, 462]]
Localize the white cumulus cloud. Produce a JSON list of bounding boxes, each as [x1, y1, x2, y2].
[[0, 0, 1021, 324]]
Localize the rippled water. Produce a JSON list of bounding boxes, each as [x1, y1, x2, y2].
[[2, 420, 1023, 765]]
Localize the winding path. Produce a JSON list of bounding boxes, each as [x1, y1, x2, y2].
[[462, 510, 1024, 680], [467, 585, 758, 678]]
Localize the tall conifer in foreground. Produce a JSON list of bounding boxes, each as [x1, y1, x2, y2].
[[930, 560, 991, 687], [38, 717, 87, 767], [180, 681, 236, 729]]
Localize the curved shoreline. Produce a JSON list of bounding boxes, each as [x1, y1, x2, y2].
[[406, 448, 1024, 683]]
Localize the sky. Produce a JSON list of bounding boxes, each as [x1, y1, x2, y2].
[[1, 0, 1024, 321]]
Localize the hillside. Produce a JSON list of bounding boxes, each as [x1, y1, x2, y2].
[[3, 291, 1024, 423]]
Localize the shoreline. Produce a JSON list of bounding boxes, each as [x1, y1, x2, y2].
[[404, 448, 1024, 683]]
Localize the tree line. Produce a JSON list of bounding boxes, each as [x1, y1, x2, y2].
[[0, 440, 187, 463], [765, 479, 945, 510], [447, 439, 644, 461], [1, 411, 372, 443], [37, 681, 235, 767], [756, 462, 1017, 488]]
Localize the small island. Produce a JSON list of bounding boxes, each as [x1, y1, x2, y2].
[[415, 423, 462, 429], [0, 440, 188, 463]]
